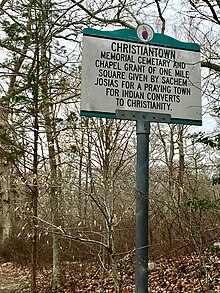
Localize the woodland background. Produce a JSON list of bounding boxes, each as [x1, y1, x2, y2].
[[0, 0, 219, 292]]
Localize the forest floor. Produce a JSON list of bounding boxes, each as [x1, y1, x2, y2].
[[0, 250, 220, 292]]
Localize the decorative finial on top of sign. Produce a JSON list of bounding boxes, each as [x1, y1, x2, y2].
[[137, 24, 154, 42]]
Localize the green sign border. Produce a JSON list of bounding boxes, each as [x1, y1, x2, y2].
[[80, 110, 202, 126], [81, 27, 202, 126], [83, 27, 200, 52]]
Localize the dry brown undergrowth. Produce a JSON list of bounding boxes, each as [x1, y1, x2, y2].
[[0, 250, 220, 292]]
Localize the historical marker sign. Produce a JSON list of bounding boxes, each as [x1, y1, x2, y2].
[[80, 25, 202, 292], [81, 26, 202, 125]]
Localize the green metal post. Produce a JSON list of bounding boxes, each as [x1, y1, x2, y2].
[[136, 120, 150, 293]]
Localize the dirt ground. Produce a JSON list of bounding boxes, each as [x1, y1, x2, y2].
[[1, 251, 220, 292], [0, 262, 29, 293], [0, 275, 24, 292]]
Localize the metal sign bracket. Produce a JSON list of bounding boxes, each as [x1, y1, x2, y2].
[[116, 110, 171, 124]]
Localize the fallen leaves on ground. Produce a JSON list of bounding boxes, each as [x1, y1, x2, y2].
[[1, 249, 220, 292]]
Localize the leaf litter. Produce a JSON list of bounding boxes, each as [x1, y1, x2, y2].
[[0, 249, 220, 292]]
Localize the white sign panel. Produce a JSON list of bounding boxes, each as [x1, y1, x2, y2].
[[81, 28, 201, 125]]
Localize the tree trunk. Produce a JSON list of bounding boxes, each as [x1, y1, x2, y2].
[[178, 124, 185, 198], [41, 64, 63, 290], [1, 163, 12, 252], [39, 0, 63, 287], [43, 102, 63, 288], [30, 49, 40, 292]]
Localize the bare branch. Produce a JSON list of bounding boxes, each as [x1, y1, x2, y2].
[[155, 0, 166, 34], [201, 60, 220, 72], [35, 216, 109, 249], [71, 0, 135, 29], [202, 0, 220, 25]]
